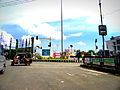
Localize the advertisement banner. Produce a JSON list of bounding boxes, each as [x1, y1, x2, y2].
[[42, 49, 50, 56]]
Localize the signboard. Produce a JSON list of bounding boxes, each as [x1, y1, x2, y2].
[[84, 58, 91, 64], [42, 49, 50, 56], [53, 53, 61, 58], [98, 25, 107, 36]]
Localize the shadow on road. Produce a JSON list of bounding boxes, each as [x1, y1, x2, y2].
[[80, 65, 120, 76], [10, 64, 29, 66]]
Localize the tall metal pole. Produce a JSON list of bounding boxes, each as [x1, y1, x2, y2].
[[61, 0, 64, 58], [50, 38, 52, 57], [99, 0, 103, 25], [31, 37, 34, 56], [99, 0, 105, 57]]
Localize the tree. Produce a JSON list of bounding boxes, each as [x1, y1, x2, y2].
[[70, 45, 73, 54], [70, 45, 73, 48], [76, 50, 82, 62], [87, 50, 95, 56]]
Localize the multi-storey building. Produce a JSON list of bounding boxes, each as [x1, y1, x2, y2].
[[106, 36, 120, 54]]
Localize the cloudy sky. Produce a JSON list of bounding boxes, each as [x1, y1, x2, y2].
[[0, 0, 120, 53]]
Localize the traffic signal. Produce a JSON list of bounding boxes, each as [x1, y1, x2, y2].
[[95, 39, 97, 43], [36, 36, 38, 40], [48, 42, 51, 47], [96, 46, 98, 49]]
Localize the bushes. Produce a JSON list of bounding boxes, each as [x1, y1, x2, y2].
[[37, 56, 43, 59]]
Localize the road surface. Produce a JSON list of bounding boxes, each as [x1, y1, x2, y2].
[[0, 61, 120, 90]]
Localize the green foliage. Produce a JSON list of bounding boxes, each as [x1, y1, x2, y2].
[[37, 56, 43, 59], [87, 50, 95, 55], [76, 50, 82, 58], [47, 57, 53, 59], [10, 49, 16, 59], [16, 49, 25, 53]]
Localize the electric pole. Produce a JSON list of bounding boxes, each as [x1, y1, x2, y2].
[[98, 0, 107, 57]]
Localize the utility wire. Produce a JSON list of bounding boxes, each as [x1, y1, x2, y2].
[[0, 0, 36, 8], [104, 8, 120, 16]]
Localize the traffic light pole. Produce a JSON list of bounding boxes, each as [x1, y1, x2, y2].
[[36, 36, 52, 57], [102, 35, 105, 56], [50, 40, 52, 57], [31, 37, 34, 56], [95, 39, 97, 53]]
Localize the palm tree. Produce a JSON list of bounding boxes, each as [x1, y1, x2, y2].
[[70, 45, 73, 54], [76, 50, 82, 62]]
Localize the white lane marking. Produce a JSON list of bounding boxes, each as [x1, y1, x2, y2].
[[81, 68, 108, 75], [66, 73, 73, 76], [86, 72, 100, 76], [61, 81, 64, 83]]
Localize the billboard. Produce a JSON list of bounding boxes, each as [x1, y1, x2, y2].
[[42, 49, 50, 56], [53, 53, 61, 58]]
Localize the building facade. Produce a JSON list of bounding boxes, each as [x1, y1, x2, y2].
[[106, 36, 120, 54]]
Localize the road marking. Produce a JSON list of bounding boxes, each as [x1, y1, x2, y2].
[[61, 81, 64, 83], [66, 73, 73, 76], [86, 72, 100, 76], [80, 68, 108, 75]]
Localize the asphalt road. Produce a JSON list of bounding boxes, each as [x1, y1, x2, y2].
[[0, 61, 120, 90]]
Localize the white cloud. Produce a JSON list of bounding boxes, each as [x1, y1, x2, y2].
[[86, 17, 98, 24], [0, 30, 16, 48], [0, 0, 100, 25], [77, 41, 86, 46], [21, 35, 42, 47], [70, 32, 82, 37], [21, 35, 32, 40], [0, 0, 120, 36], [17, 19, 66, 40]]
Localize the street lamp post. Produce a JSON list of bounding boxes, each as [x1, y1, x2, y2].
[[61, 0, 64, 58]]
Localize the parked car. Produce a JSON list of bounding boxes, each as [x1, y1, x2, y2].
[[11, 52, 32, 66], [0, 55, 6, 74]]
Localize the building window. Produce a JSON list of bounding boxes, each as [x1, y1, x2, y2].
[[107, 45, 108, 49], [117, 46, 120, 50], [113, 46, 116, 51], [117, 39, 120, 44], [113, 42, 116, 45]]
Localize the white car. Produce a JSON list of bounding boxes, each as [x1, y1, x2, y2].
[[0, 55, 6, 74]]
